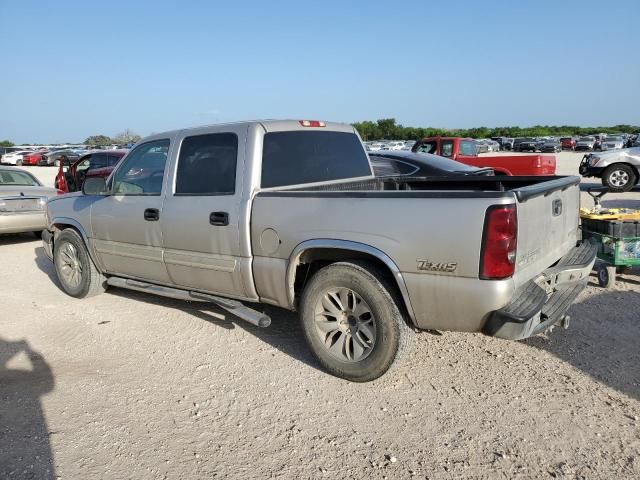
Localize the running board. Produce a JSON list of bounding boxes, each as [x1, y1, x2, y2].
[[106, 277, 271, 328]]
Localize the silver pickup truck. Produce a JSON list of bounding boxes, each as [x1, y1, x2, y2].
[[42, 120, 596, 382]]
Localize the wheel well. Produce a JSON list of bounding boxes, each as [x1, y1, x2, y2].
[[51, 223, 87, 254], [605, 162, 638, 178], [291, 248, 411, 322]]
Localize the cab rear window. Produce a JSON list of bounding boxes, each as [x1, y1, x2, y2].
[[261, 131, 371, 188]]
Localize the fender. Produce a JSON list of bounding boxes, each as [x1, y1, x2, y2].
[[50, 216, 104, 271], [286, 239, 417, 324]]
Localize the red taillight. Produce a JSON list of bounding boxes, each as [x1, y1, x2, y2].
[[56, 189, 65, 195], [299, 120, 326, 127], [480, 205, 517, 280]]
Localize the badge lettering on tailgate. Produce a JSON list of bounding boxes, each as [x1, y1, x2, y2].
[[417, 259, 457, 273]]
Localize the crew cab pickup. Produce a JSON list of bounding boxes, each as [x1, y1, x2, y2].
[[412, 137, 556, 175], [41, 120, 595, 382]]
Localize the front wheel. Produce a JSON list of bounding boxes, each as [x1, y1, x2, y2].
[[300, 261, 413, 382], [54, 229, 107, 298], [602, 164, 637, 192], [597, 265, 616, 288]]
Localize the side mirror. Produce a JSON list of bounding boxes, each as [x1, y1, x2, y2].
[[82, 177, 109, 195]]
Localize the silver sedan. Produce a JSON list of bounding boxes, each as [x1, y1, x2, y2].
[[0, 167, 60, 236]]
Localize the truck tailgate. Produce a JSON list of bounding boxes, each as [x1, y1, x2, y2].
[[512, 177, 580, 288]]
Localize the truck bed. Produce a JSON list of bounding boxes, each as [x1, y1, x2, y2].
[[261, 175, 580, 202]]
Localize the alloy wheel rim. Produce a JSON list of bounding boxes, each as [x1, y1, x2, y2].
[[58, 242, 83, 289], [610, 170, 629, 187], [313, 287, 376, 362]]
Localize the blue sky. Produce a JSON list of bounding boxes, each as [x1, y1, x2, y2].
[[1, 0, 638, 143]]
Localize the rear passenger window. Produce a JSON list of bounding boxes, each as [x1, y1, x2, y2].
[[175, 133, 238, 195], [261, 131, 371, 188]]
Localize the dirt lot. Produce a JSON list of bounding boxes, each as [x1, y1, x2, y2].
[[1, 152, 639, 479]]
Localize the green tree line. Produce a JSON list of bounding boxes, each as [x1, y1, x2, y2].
[[353, 118, 640, 141]]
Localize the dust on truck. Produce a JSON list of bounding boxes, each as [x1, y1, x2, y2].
[[42, 120, 596, 382]]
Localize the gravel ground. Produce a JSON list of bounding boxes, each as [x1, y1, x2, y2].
[[1, 153, 639, 479]]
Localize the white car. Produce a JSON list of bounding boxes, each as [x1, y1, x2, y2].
[[366, 143, 383, 152], [600, 136, 625, 151], [1, 150, 34, 166], [385, 141, 405, 151]]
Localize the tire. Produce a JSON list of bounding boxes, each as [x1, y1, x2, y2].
[[16, 159, 23, 166], [299, 261, 413, 382], [33, 230, 43, 239], [54, 229, 106, 298], [602, 164, 637, 193], [597, 265, 616, 288]]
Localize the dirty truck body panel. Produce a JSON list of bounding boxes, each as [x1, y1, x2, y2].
[[44, 120, 592, 340]]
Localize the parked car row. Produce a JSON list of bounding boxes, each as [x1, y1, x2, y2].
[[0, 146, 88, 166], [0, 143, 133, 167], [364, 140, 415, 151]]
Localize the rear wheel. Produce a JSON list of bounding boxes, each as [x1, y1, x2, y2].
[[300, 261, 413, 382], [602, 164, 636, 192], [32, 230, 43, 239], [54, 229, 106, 298], [16, 159, 23, 166]]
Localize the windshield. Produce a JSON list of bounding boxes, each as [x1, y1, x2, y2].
[[606, 137, 622, 141], [578, 137, 594, 142], [0, 170, 40, 186]]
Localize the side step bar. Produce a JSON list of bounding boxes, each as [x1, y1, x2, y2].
[[106, 277, 271, 328]]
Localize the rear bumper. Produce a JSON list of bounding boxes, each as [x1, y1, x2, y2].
[[42, 229, 54, 261], [0, 212, 47, 234], [483, 241, 597, 340]]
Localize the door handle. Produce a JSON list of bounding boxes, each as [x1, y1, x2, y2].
[[210, 211, 229, 226], [144, 208, 160, 221]]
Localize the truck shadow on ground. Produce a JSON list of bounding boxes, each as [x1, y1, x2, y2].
[[0, 232, 41, 246], [524, 287, 640, 401], [106, 288, 321, 371], [0, 337, 56, 479], [32, 247, 318, 370], [34, 247, 63, 289], [579, 182, 640, 194]]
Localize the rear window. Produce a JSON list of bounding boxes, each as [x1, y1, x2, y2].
[[261, 131, 371, 188], [0, 170, 40, 186]]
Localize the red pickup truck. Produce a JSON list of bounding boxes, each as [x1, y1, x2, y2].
[[411, 137, 556, 175]]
